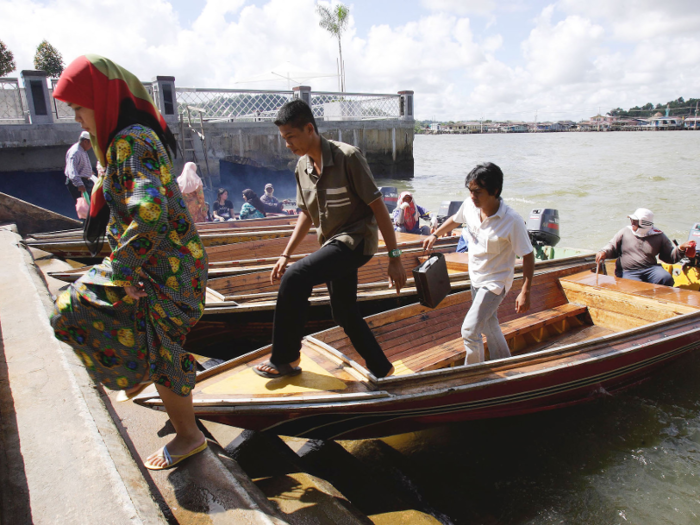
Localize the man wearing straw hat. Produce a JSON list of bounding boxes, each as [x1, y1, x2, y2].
[[64, 130, 95, 202]]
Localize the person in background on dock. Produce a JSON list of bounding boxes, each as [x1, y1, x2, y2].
[[212, 188, 234, 221], [177, 162, 208, 224], [423, 162, 534, 365], [254, 99, 406, 379], [392, 191, 430, 235], [596, 208, 692, 286], [64, 130, 95, 202], [239, 188, 266, 220], [50, 54, 208, 471], [260, 183, 284, 214]]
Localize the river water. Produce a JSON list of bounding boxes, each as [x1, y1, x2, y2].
[[353, 131, 700, 525], [388, 131, 699, 251]]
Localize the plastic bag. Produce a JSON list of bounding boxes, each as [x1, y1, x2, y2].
[[76, 197, 89, 219]]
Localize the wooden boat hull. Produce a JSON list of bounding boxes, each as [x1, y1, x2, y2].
[[135, 259, 700, 440], [195, 324, 699, 440], [46, 232, 460, 281]]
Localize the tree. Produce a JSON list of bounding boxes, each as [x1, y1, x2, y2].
[[0, 40, 16, 77], [34, 40, 64, 78], [316, 3, 349, 92]]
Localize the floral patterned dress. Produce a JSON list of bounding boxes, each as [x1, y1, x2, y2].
[[51, 124, 207, 396], [183, 186, 208, 223]]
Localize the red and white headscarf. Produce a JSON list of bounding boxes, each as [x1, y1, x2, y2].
[[399, 191, 418, 232], [52, 54, 176, 256]]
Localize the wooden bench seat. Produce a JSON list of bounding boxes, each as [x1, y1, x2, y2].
[[393, 303, 588, 375]]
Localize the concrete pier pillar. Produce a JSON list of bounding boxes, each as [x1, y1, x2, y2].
[[293, 85, 311, 107], [152, 76, 178, 127], [398, 90, 415, 122], [21, 70, 53, 125]]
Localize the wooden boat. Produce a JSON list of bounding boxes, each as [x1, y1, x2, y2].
[[187, 246, 466, 354], [26, 214, 299, 241], [47, 231, 460, 282], [136, 258, 700, 440], [25, 224, 303, 261], [0, 192, 82, 236]]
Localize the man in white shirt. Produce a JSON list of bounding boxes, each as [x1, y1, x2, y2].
[[64, 130, 94, 200], [423, 162, 534, 365]]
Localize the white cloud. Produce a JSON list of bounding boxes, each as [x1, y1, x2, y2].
[[522, 6, 605, 85], [559, 0, 700, 41], [421, 0, 497, 16], [0, 0, 699, 121]]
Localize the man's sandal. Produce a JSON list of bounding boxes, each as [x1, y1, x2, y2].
[[254, 361, 302, 379], [144, 440, 208, 471]]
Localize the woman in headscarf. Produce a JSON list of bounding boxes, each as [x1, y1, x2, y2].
[[177, 162, 208, 223], [239, 188, 266, 220], [391, 191, 430, 235], [50, 55, 208, 470]]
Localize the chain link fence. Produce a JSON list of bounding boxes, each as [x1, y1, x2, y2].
[[311, 92, 401, 121], [0, 78, 26, 123], [175, 88, 401, 122], [176, 88, 294, 122]]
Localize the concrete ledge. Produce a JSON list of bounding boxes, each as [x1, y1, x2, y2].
[[0, 226, 167, 525]]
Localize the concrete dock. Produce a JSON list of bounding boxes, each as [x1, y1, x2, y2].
[[0, 224, 444, 525]]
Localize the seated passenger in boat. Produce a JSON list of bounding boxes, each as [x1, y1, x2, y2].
[[260, 183, 284, 214], [423, 162, 534, 365], [239, 189, 267, 220], [595, 208, 692, 286], [255, 99, 407, 379], [392, 191, 430, 235], [212, 188, 234, 221]]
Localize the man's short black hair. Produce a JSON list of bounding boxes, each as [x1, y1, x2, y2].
[[465, 162, 503, 198], [274, 99, 318, 134]]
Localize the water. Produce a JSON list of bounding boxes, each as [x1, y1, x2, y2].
[[355, 131, 700, 524], [383, 131, 699, 251]]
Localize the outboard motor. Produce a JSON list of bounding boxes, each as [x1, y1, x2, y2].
[[379, 187, 398, 213], [432, 200, 463, 227], [688, 223, 700, 244], [527, 208, 560, 254]]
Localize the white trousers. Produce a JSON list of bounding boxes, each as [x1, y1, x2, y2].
[[461, 286, 510, 365]]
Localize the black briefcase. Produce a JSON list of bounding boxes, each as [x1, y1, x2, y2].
[[412, 253, 451, 308]]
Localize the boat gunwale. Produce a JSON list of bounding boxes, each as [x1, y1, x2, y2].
[[201, 255, 596, 313], [136, 310, 700, 413]]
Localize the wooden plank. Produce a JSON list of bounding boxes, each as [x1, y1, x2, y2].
[[561, 281, 697, 320], [587, 306, 650, 331]]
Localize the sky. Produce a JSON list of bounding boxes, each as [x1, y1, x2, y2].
[[1, 0, 699, 121]]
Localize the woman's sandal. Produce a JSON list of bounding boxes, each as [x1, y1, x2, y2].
[[115, 381, 153, 402], [254, 361, 302, 379], [144, 440, 208, 471]]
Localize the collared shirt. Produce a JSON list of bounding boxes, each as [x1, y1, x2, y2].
[[295, 137, 382, 255], [453, 198, 533, 294], [64, 141, 93, 188]]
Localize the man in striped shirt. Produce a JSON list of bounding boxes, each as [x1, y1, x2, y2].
[[64, 131, 94, 201]]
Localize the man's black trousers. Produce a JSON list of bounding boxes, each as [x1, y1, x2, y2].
[[270, 239, 393, 378]]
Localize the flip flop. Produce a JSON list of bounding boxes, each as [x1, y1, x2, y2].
[[254, 361, 302, 379], [115, 381, 153, 402], [144, 440, 208, 471]]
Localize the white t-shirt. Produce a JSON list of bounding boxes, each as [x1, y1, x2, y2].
[[453, 198, 533, 295]]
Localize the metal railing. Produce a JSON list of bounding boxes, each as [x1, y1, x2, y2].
[[311, 92, 401, 121], [176, 88, 294, 122], [175, 87, 402, 122], [0, 78, 26, 123]]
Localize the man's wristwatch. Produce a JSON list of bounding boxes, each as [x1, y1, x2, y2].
[[388, 249, 402, 258]]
